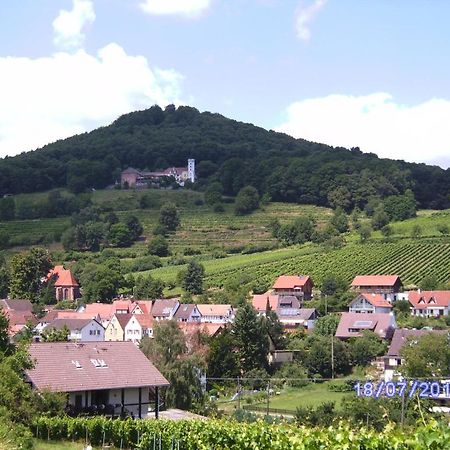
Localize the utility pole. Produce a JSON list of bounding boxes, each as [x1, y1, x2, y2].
[[237, 377, 241, 410], [331, 335, 335, 379], [266, 380, 270, 417]]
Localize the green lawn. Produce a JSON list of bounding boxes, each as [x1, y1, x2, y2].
[[262, 384, 350, 411], [34, 440, 120, 450]]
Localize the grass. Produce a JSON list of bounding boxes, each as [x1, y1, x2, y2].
[[34, 440, 119, 450]]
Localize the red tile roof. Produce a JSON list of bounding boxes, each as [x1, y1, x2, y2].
[[178, 322, 223, 337], [196, 304, 233, 317], [0, 299, 33, 312], [351, 275, 400, 287], [352, 293, 393, 309], [335, 312, 396, 339], [252, 293, 279, 312], [273, 275, 311, 289], [135, 314, 153, 330], [408, 291, 450, 309], [48, 265, 79, 287], [26, 342, 169, 392], [387, 328, 448, 357]]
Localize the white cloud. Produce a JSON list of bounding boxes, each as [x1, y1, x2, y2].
[[276, 93, 450, 167], [53, 0, 95, 50], [139, 0, 211, 18], [295, 0, 326, 41], [0, 44, 184, 157]]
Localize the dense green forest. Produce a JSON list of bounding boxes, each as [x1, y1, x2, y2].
[[0, 105, 449, 209]]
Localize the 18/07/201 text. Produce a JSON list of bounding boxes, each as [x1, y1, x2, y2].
[[354, 381, 450, 399]]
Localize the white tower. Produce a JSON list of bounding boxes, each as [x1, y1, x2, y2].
[[187, 159, 195, 183]]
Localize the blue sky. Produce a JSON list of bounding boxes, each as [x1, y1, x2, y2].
[[1, 0, 449, 167]]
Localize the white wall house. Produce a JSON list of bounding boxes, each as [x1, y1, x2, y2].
[[349, 294, 393, 314], [43, 318, 105, 342], [197, 304, 234, 324]]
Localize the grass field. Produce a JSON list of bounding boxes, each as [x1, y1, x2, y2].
[[218, 382, 351, 415], [34, 440, 118, 450]]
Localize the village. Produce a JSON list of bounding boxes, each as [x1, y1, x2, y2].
[[2, 263, 449, 422]]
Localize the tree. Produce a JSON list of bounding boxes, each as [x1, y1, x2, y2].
[[232, 304, 269, 373], [0, 197, 15, 221], [234, 186, 260, 215], [419, 275, 438, 291], [180, 260, 205, 295], [411, 224, 422, 239], [313, 314, 340, 336], [125, 215, 143, 240], [0, 265, 9, 298], [349, 331, 386, 366], [383, 190, 416, 222], [330, 208, 349, 233], [265, 306, 286, 349], [321, 274, 347, 296], [207, 329, 239, 379], [147, 235, 169, 257], [437, 223, 449, 236], [133, 275, 164, 299], [141, 320, 186, 367], [41, 325, 70, 342], [327, 186, 352, 212], [9, 247, 52, 301], [204, 182, 223, 206], [108, 223, 133, 247], [400, 333, 450, 378], [80, 263, 125, 302], [158, 202, 180, 232], [371, 206, 389, 230], [380, 224, 393, 239], [358, 225, 371, 243], [305, 336, 351, 378], [0, 310, 12, 355]]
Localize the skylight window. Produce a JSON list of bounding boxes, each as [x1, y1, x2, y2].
[[71, 360, 82, 369], [353, 320, 373, 327]]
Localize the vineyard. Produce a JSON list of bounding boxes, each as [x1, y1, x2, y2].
[[34, 416, 450, 450], [147, 241, 450, 289]]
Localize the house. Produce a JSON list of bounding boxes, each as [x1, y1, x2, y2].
[[0, 299, 37, 338], [26, 342, 169, 418], [124, 314, 153, 343], [335, 312, 396, 340], [47, 266, 80, 301], [272, 275, 314, 300], [384, 329, 448, 381], [349, 293, 393, 314], [351, 275, 403, 300], [43, 318, 105, 342], [121, 159, 195, 188], [408, 290, 450, 317], [104, 314, 131, 341], [252, 293, 316, 330], [173, 304, 201, 323], [79, 300, 136, 327], [196, 304, 234, 323], [178, 322, 224, 338], [277, 308, 317, 331], [151, 299, 180, 321], [36, 310, 103, 334]]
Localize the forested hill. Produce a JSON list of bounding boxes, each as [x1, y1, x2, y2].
[[0, 104, 449, 210]]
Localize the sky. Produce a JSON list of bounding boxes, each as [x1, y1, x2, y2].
[[1, 0, 450, 168]]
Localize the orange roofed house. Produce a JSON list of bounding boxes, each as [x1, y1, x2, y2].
[[351, 275, 403, 301], [272, 275, 314, 301], [47, 265, 80, 302]]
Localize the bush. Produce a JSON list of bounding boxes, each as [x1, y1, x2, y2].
[[147, 236, 169, 257]]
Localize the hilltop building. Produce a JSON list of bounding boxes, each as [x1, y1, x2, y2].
[[121, 159, 195, 188]]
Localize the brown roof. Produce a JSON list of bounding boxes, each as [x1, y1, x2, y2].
[[387, 328, 448, 357], [115, 313, 133, 329], [278, 308, 316, 321], [173, 304, 198, 320], [273, 275, 312, 289], [0, 299, 33, 312], [351, 293, 393, 309], [335, 312, 396, 339], [152, 299, 179, 318], [408, 291, 450, 309], [26, 342, 169, 392], [351, 275, 400, 287], [196, 304, 233, 317]]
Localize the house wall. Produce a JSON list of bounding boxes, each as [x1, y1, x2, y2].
[[68, 387, 152, 418], [121, 173, 138, 187], [105, 317, 124, 341], [80, 321, 105, 342], [124, 316, 142, 343]]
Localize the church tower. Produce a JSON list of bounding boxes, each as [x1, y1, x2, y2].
[[187, 159, 195, 183]]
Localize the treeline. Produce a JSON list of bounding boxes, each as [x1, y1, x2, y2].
[[0, 105, 448, 209]]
